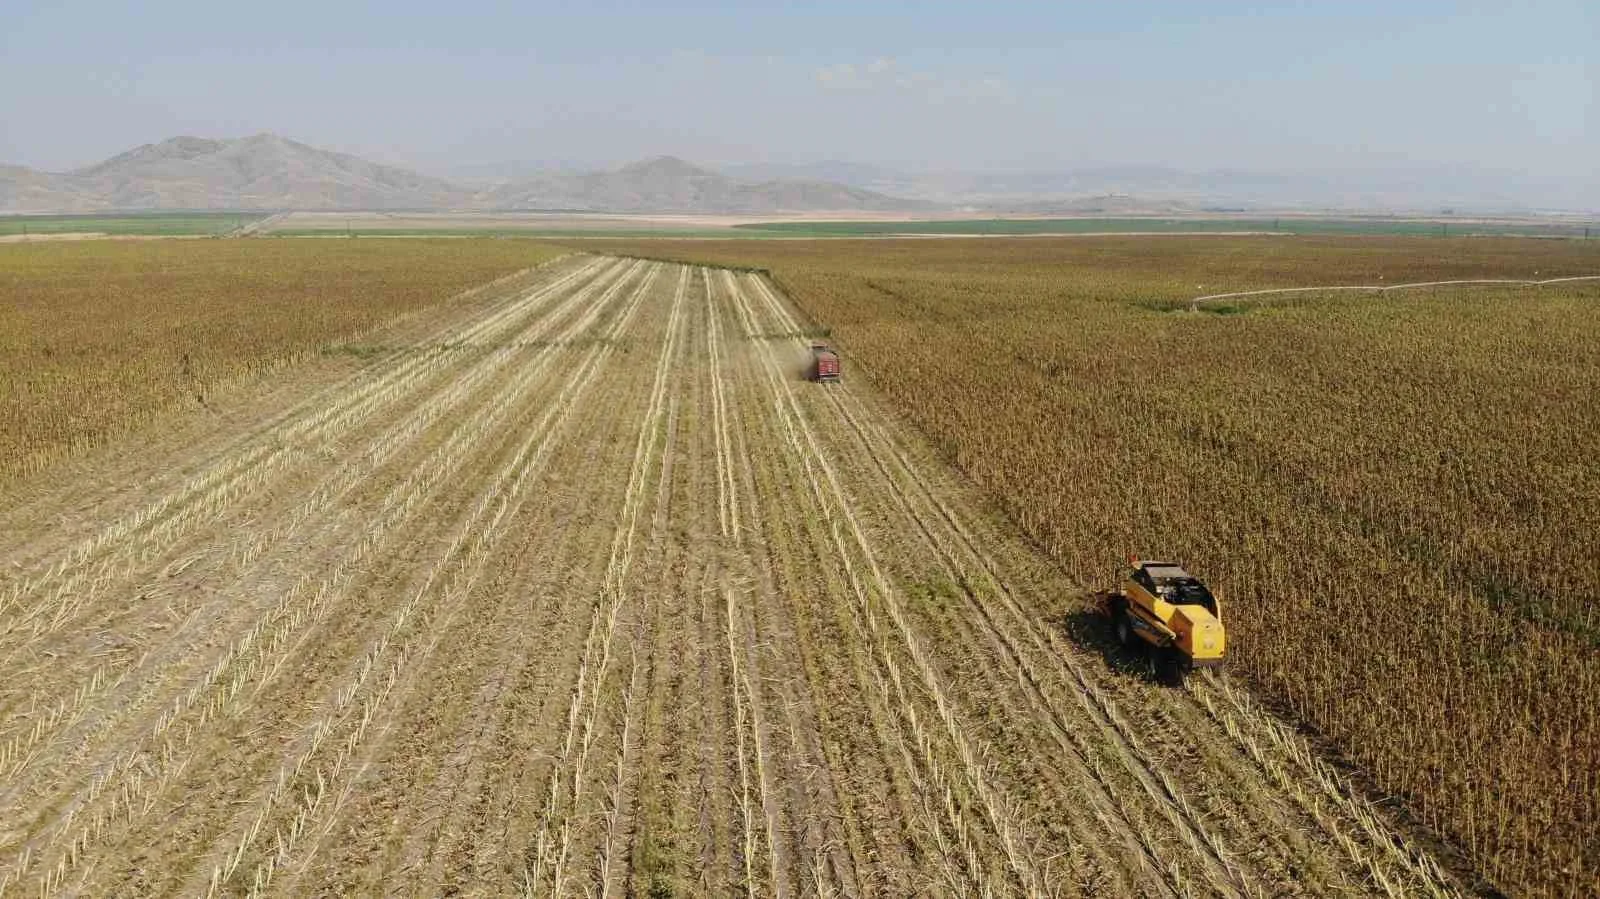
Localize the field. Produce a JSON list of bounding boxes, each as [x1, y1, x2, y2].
[[0, 213, 265, 237], [252, 210, 1600, 240], [0, 239, 563, 483], [0, 247, 1470, 897], [562, 235, 1600, 899], [732, 217, 1600, 238]]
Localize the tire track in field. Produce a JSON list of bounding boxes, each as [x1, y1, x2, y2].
[[823, 370, 1455, 897], [743, 273, 1461, 898], [718, 268, 949, 894], [615, 303, 716, 899], [747, 274, 1250, 889], [734, 389, 943, 896], [528, 265, 686, 898], [597, 294, 690, 899], [706, 271, 794, 899], [697, 269, 771, 895], [0, 259, 634, 791], [1190, 676, 1461, 897], [229, 259, 661, 895], [815, 376, 1223, 898], [3, 260, 653, 897], [410, 388, 643, 895], [735, 261, 1203, 894], [749, 272, 1313, 895], [0, 256, 611, 665], [706, 269, 864, 898], [0, 261, 622, 888], [704, 268, 741, 543], [728, 271, 1044, 898], [202, 263, 662, 898], [722, 268, 974, 896], [395, 279, 673, 895], [733, 274, 999, 895], [0, 259, 638, 815]]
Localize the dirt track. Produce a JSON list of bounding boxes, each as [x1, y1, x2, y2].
[[0, 256, 1462, 897]]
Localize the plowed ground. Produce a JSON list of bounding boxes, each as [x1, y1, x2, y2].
[[0, 256, 1462, 897]]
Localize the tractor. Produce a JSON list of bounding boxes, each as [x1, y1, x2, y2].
[[1104, 559, 1225, 686]]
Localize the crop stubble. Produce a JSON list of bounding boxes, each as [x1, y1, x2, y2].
[[561, 234, 1599, 899], [0, 253, 1462, 897]]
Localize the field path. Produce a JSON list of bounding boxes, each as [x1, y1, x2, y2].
[[0, 256, 1462, 897]]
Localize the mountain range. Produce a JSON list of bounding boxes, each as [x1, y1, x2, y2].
[[723, 161, 1600, 214], [5, 134, 1595, 215], [0, 135, 928, 214]]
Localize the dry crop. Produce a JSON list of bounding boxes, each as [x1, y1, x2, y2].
[[0, 238, 564, 484], [567, 235, 1600, 899], [1, 249, 1464, 897]]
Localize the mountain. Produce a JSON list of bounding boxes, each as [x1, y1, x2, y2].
[[1, 134, 476, 212], [440, 158, 595, 185], [481, 155, 931, 213], [0, 141, 932, 214], [770, 163, 1600, 214], [0, 165, 97, 213], [70, 134, 473, 210], [722, 160, 905, 188]]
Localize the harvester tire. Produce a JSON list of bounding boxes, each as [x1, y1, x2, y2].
[[1113, 604, 1134, 648], [1157, 649, 1187, 688]]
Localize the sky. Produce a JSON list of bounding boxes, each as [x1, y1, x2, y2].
[[0, 0, 1594, 179]]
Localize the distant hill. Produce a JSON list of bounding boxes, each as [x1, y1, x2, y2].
[[481, 155, 931, 214], [0, 140, 932, 214], [0, 134, 474, 212], [730, 162, 1600, 215], [5, 135, 1596, 215], [0, 165, 95, 212]]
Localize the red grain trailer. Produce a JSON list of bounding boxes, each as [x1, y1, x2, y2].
[[809, 343, 841, 382]]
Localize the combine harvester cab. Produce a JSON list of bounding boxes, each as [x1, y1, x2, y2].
[[809, 342, 841, 382], [1108, 559, 1225, 686]]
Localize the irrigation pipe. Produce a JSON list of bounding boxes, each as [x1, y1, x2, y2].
[[1185, 274, 1600, 311]]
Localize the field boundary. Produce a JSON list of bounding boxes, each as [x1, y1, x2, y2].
[[1185, 273, 1600, 309]]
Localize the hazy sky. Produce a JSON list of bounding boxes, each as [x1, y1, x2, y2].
[[2, 1, 1593, 176]]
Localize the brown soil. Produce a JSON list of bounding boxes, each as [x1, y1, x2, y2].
[[0, 256, 1465, 897]]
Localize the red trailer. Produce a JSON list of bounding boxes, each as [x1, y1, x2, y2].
[[808, 343, 841, 382]]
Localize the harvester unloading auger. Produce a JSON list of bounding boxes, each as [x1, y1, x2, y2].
[[1103, 558, 1226, 686]]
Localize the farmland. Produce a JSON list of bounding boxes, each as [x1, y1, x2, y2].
[[0, 245, 1467, 897], [0, 239, 562, 483], [732, 217, 1600, 238], [0, 212, 265, 237], [564, 235, 1600, 899]]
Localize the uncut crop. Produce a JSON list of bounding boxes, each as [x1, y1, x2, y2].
[[0, 238, 562, 483], [569, 235, 1600, 899]]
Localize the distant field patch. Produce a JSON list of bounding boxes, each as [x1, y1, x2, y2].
[[734, 216, 1597, 238], [0, 212, 265, 236], [268, 228, 744, 239], [0, 237, 562, 481]]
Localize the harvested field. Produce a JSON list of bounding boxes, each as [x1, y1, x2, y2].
[[561, 235, 1600, 899], [0, 239, 564, 483], [0, 252, 1462, 897]]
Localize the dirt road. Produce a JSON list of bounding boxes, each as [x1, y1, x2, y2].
[[0, 256, 1461, 897]]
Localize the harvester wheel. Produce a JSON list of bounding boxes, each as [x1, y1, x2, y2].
[[1157, 649, 1187, 688], [1112, 603, 1134, 648]]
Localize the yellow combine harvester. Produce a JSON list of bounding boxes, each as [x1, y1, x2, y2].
[[1106, 559, 1225, 685]]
